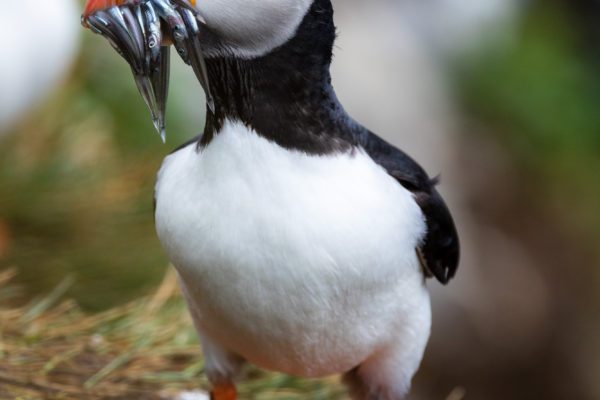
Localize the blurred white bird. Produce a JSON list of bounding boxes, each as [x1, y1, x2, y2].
[[0, 0, 79, 134]]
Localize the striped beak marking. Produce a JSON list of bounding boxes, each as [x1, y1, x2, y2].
[[82, 0, 212, 142]]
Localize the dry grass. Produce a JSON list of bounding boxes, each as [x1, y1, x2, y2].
[[0, 268, 346, 400]]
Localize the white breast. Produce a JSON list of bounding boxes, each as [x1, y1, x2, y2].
[[155, 120, 429, 376]]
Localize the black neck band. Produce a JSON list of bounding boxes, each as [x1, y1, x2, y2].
[[200, 0, 366, 154]]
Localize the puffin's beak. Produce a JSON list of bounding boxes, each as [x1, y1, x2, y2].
[[83, 0, 130, 21], [83, 2, 170, 141], [82, 0, 213, 142]]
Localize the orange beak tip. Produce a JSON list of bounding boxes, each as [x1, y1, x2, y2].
[[83, 0, 126, 19]]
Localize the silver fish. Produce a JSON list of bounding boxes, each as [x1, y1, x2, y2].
[[83, 0, 213, 142]]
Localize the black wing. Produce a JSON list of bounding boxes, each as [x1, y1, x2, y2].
[[360, 131, 460, 284]]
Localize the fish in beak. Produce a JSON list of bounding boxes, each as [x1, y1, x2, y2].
[[82, 0, 213, 142]]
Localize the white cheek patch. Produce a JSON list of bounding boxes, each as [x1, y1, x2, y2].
[[197, 0, 314, 58]]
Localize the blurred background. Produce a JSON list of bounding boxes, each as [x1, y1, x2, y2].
[[1, 0, 599, 399]]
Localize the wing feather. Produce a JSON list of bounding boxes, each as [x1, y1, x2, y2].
[[361, 131, 460, 284]]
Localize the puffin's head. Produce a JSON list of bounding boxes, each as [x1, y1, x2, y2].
[[83, 0, 316, 57], [82, 0, 328, 139], [189, 0, 315, 59]]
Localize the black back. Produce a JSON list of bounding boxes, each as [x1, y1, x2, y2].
[[198, 0, 460, 284]]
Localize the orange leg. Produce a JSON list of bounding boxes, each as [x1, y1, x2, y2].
[[210, 383, 237, 400]]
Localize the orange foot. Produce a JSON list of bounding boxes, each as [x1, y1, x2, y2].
[[210, 384, 237, 400]]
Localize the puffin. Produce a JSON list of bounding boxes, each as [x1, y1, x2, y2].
[[81, 1, 460, 399]]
